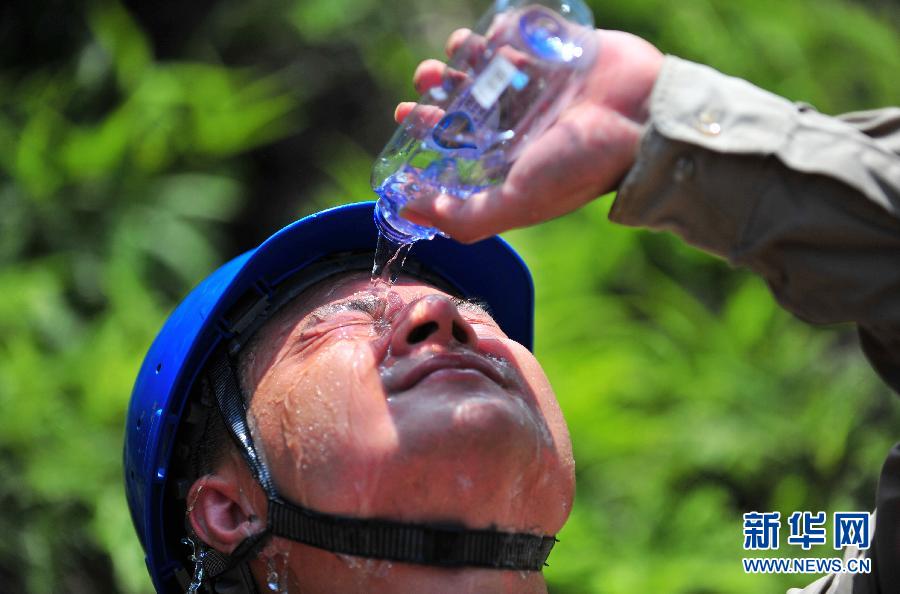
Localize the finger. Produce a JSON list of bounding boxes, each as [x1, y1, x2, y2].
[[495, 42, 535, 70], [394, 102, 416, 123], [445, 28, 474, 58], [401, 187, 519, 244], [445, 28, 488, 69], [413, 59, 446, 94], [396, 207, 435, 229], [446, 26, 534, 80], [393, 103, 446, 128], [412, 59, 469, 98]]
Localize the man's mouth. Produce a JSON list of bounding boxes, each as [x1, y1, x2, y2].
[[381, 351, 511, 393]]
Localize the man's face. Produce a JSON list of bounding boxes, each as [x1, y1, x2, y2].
[[242, 271, 574, 536]]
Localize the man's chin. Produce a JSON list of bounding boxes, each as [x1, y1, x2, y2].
[[364, 384, 565, 535]]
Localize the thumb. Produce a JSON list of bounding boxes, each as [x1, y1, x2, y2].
[[400, 184, 526, 244]]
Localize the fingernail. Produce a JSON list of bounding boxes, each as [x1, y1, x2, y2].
[[394, 102, 415, 122]]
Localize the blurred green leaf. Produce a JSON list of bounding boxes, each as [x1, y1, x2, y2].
[[291, 0, 379, 42], [88, 1, 152, 89]]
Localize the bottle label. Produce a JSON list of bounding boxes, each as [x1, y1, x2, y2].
[[471, 55, 521, 110]]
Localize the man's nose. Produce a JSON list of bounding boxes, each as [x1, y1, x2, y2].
[[390, 295, 477, 356]]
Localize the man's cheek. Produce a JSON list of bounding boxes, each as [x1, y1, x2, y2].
[[486, 340, 572, 469], [297, 342, 399, 462], [338, 343, 399, 450], [298, 343, 402, 513]]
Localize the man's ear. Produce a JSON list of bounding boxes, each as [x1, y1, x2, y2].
[[188, 474, 261, 554]]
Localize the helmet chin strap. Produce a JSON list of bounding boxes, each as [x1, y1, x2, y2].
[[198, 350, 558, 586]]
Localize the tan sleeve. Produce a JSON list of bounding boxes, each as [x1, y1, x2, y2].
[[611, 56, 900, 391]]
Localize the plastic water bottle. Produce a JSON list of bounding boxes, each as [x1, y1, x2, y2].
[[372, 0, 598, 244]]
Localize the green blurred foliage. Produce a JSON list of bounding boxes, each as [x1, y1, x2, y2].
[[1, 0, 897, 592]]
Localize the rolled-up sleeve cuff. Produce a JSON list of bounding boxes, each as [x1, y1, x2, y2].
[[612, 55, 900, 255], [610, 56, 790, 261], [610, 55, 900, 330]]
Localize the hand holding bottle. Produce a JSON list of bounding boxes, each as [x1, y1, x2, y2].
[[397, 28, 664, 244]]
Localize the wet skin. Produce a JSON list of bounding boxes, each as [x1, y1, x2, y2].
[[191, 271, 575, 593]]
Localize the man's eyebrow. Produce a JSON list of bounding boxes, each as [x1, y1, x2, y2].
[[302, 297, 383, 329], [450, 296, 494, 318], [302, 295, 492, 330]]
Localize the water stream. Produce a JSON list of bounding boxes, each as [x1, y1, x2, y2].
[[370, 232, 413, 288]]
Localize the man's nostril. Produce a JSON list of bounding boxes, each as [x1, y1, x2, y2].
[[451, 321, 470, 343], [407, 321, 439, 344]]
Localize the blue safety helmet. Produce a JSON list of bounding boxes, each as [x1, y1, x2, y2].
[[124, 201, 534, 593]]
